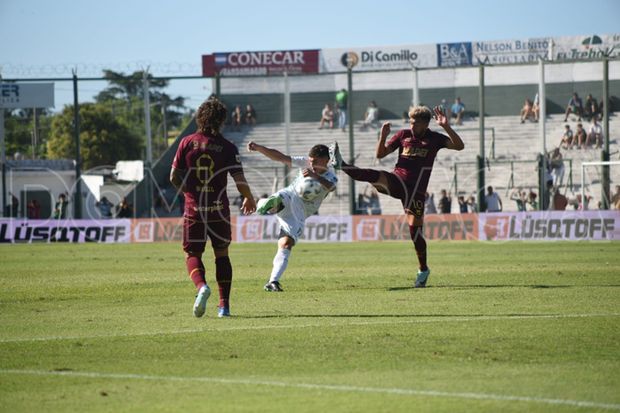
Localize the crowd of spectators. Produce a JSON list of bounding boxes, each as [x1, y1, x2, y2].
[[230, 104, 257, 131]]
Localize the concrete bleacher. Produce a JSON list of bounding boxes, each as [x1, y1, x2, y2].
[[224, 114, 619, 215]]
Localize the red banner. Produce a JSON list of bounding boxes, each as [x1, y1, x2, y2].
[[202, 50, 320, 77]]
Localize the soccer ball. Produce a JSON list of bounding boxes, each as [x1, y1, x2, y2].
[[296, 177, 322, 201]]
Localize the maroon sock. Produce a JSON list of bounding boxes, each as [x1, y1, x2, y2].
[[341, 161, 381, 183], [186, 256, 206, 290], [215, 256, 232, 308], [409, 225, 428, 271]]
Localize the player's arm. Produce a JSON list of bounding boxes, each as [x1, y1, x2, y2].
[[231, 172, 257, 214], [303, 169, 336, 192], [376, 122, 398, 159], [433, 106, 465, 151], [170, 167, 186, 192], [247, 141, 292, 167]]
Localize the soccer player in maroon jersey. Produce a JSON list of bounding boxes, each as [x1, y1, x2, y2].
[[170, 97, 256, 318], [331, 105, 464, 287]]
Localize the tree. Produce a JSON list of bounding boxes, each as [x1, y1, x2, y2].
[[46, 103, 143, 170], [3, 108, 52, 159], [96, 70, 169, 102]]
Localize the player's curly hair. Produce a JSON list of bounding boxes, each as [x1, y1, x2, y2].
[[408, 105, 432, 122], [196, 97, 228, 135], [308, 144, 330, 159]]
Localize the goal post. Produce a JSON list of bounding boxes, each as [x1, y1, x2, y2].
[[581, 160, 620, 209]]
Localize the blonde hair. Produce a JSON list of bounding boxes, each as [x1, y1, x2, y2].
[[408, 105, 432, 122]]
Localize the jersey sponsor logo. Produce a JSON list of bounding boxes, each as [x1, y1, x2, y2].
[[402, 147, 429, 158]]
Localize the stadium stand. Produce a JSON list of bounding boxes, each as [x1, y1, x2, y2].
[[222, 114, 620, 215], [131, 110, 618, 216]]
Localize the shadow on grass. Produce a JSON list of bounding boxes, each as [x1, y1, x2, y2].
[[237, 312, 564, 319], [386, 284, 620, 291]]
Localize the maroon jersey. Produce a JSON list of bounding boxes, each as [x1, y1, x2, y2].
[[172, 132, 243, 221], [386, 128, 449, 195]]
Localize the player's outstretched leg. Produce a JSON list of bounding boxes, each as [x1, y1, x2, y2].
[[331, 141, 381, 182], [329, 142, 344, 170], [257, 195, 283, 215]]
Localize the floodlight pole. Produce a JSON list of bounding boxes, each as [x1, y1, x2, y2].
[[143, 71, 153, 218], [538, 58, 547, 210], [601, 56, 610, 209], [0, 79, 5, 218], [283, 71, 291, 187], [347, 67, 356, 215], [477, 65, 486, 213], [412, 66, 419, 106], [72, 70, 83, 218]]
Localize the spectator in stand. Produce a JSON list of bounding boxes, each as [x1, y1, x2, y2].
[[116, 197, 133, 218], [318, 103, 334, 129], [8, 192, 19, 217], [560, 124, 574, 149], [424, 192, 437, 214], [362, 184, 382, 215], [527, 191, 538, 210], [510, 188, 527, 212], [574, 123, 587, 149], [564, 92, 583, 122], [552, 188, 568, 211], [53, 193, 68, 219], [362, 101, 379, 130], [572, 193, 592, 211], [532, 93, 540, 121], [586, 116, 604, 149], [520, 98, 537, 123], [439, 99, 450, 119], [584, 94, 600, 121], [96, 196, 114, 219], [438, 189, 451, 214], [335, 88, 348, 132], [484, 186, 502, 212], [231, 105, 242, 131], [450, 97, 465, 125], [457, 196, 468, 213], [244, 104, 256, 126], [467, 195, 478, 213], [611, 185, 620, 209], [548, 147, 565, 188], [27, 199, 41, 219]]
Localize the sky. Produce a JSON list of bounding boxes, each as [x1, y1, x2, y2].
[[1, 0, 619, 110]]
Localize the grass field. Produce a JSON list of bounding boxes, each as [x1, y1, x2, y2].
[[0, 241, 619, 412]]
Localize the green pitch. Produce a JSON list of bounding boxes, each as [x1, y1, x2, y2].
[[0, 241, 619, 412]]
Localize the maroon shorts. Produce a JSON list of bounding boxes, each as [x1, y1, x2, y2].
[[183, 217, 231, 254], [375, 172, 425, 219]]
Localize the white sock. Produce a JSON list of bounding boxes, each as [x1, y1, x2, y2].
[[269, 248, 291, 283]]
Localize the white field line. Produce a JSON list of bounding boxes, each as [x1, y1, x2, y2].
[[1, 313, 618, 344], [1, 369, 619, 411]]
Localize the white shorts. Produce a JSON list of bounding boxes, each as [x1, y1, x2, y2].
[[275, 189, 307, 244]]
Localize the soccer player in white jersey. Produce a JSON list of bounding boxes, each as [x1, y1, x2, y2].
[[247, 142, 338, 291]]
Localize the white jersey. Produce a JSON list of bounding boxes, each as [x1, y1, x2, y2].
[[275, 156, 338, 242], [282, 156, 338, 218]]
